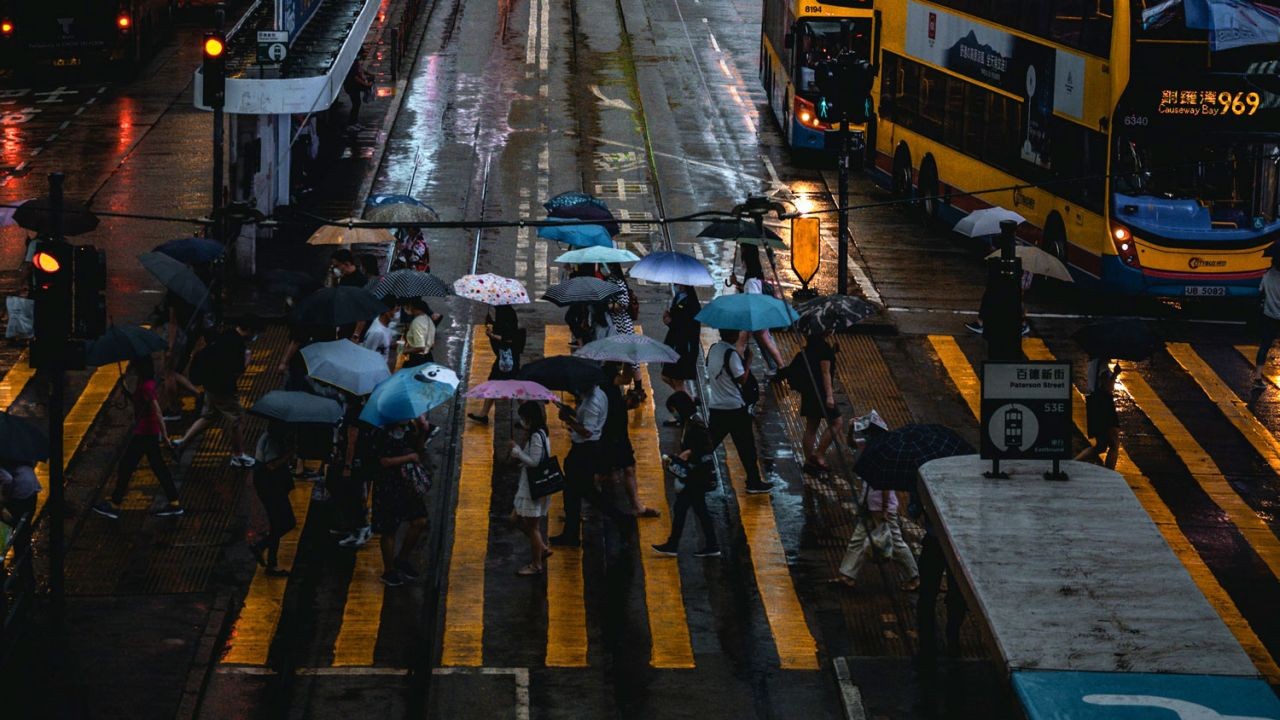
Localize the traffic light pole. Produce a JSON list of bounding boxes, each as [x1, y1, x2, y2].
[[46, 172, 66, 622], [837, 112, 850, 296], [211, 7, 225, 243]]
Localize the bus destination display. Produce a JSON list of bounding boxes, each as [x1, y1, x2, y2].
[[1158, 89, 1262, 117]]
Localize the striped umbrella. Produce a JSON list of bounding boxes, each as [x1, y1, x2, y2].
[[369, 269, 452, 300], [541, 276, 624, 306]]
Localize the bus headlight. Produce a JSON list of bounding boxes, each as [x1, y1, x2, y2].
[[1111, 223, 1140, 267]]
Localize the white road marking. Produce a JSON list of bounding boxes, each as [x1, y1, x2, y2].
[[709, 32, 720, 53], [525, 0, 538, 70]]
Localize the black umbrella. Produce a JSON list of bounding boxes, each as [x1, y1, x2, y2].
[[368, 269, 451, 300], [796, 295, 881, 334], [542, 276, 624, 306], [249, 391, 344, 425], [517, 356, 606, 393], [86, 325, 167, 366], [290, 286, 386, 327], [0, 411, 49, 464], [1072, 320, 1162, 361], [697, 221, 786, 249], [547, 202, 621, 237], [138, 251, 209, 306], [14, 197, 99, 236], [155, 237, 225, 264], [854, 424, 974, 491]]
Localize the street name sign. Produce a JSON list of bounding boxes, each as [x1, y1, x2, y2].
[[980, 361, 1071, 461], [257, 31, 288, 65]]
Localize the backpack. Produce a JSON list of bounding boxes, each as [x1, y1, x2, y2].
[[781, 351, 814, 395], [717, 346, 759, 407]]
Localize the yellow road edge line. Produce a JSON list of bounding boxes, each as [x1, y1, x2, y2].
[[927, 336, 981, 420], [439, 326, 496, 667], [1022, 338, 1280, 682], [35, 363, 123, 516], [722, 434, 819, 670], [631, 325, 695, 668], [1172, 343, 1280, 478], [542, 325, 589, 668], [222, 481, 313, 665], [0, 350, 33, 411]]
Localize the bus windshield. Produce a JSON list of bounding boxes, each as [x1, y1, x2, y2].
[[1115, 137, 1280, 226], [793, 19, 872, 97]]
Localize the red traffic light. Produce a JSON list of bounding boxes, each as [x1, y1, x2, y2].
[[203, 35, 224, 58], [32, 250, 62, 273]]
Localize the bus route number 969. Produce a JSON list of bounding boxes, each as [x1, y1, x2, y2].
[[1217, 91, 1261, 117]]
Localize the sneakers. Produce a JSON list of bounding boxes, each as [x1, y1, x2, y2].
[[651, 542, 679, 557], [162, 413, 183, 422], [1021, 322, 1032, 337], [92, 501, 121, 520], [379, 570, 405, 587], [153, 502, 185, 517], [964, 321, 984, 334], [425, 425, 442, 444], [694, 547, 722, 558], [338, 525, 373, 548], [745, 481, 774, 494], [311, 482, 330, 502], [396, 559, 420, 580], [230, 454, 257, 468]]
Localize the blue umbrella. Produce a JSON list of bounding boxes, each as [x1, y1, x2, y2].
[[629, 251, 715, 286], [553, 247, 639, 265], [154, 237, 225, 264], [359, 366, 458, 426], [695, 293, 799, 331], [543, 191, 610, 212], [537, 218, 615, 248]]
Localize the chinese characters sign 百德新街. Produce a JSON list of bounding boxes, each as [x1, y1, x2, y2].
[[980, 361, 1072, 462]]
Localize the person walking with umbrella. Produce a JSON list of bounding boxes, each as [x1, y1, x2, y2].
[[651, 418, 719, 557], [373, 422, 432, 586], [1252, 253, 1280, 392], [402, 298, 441, 368], [1074, 356, 1121, 468], [249, 423, 298, 576], [507, 401, 552, 575], [604, 263, 644, 398], [734, 246, 785, 371], [550, 381, 611, 547], [93, 357, 184, 519], [661, 284, 702, 426], [706, 329, 772, 494], [830, 485, 919, 590], [329, 249, 368, 288], [362, 299, 401, 372], [795, 326, 844, 474], [171, 315, 263, 468], [469, 306, 526, 424], [601, 362, 660, 518]]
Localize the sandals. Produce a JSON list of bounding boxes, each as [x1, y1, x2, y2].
[[901, 576, 921, 592], [637, 507, 661, 518], [823, 575, 857, 589], [802, 460, 831, 475], [467, 413, 489, 425], [516, 564, 544, 576]]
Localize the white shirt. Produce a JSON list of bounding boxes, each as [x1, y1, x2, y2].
[[706, 341, 746, 410], [743, 277, 764, 295], [572, 387, 608, 442], [362, 317, 396, 366]]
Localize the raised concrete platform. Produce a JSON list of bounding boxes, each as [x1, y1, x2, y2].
[[918, 455, 1257, 678]]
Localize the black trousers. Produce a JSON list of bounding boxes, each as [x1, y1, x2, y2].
[[252, 466, 296, 564], [112, 435, 178, 505], [561, 440, 614, 540], [667, 490, 716, 550], [917, 533, 967, 658], [708, 407, 761, 486]]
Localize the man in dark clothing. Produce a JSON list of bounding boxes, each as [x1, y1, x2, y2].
[[173, 315, 264, 467], [330, 249, 368, 288], [343, 49, 373, 130]]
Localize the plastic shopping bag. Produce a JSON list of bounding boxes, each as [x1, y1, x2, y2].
[[5, 296, 33, 339]]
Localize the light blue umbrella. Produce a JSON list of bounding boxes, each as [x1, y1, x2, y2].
[[695, 293, 799, 331], [301, 340, 391, 396], [536, 218, 614, 248], [359, 365, 458, 426], [628, 251, 715, 286], [554, 246, 639, 265]]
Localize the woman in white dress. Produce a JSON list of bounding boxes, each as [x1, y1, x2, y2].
[[508, 401, 552, 576]]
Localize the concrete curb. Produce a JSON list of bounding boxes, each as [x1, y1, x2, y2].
[[833, 657, 868, 720]]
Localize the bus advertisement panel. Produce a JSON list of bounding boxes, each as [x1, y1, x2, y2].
[[869, 0, 1280, 297]]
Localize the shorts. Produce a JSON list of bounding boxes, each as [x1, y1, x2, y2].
[[200, 391, 244, 423]]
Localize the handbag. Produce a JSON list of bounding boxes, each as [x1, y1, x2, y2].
[[5, 296, 33, 339], [869, 517, 894, 562], [399, 460, 432, 496], [528, 432, 565, 498]]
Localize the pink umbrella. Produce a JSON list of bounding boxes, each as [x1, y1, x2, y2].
[[465, 380, 558, 401]]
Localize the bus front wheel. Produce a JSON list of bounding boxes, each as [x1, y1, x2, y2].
[[891, 143, 912, 203]]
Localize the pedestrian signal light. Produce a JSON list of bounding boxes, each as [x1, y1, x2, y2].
[[201, 32, 226, 109], [791, 217, 821, 289]]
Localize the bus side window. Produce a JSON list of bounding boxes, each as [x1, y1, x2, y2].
[[944, 76, 966, 149], [880, 53, 898, 120]]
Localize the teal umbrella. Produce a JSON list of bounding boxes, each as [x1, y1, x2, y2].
[[695, 293, 799, 331], [537, 219, 614, 248], [359, 365, 458, 426]]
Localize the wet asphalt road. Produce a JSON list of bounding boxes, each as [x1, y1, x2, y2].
[[2, 0, 1280, 718]]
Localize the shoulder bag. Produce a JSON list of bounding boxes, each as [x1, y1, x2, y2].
[[528, 432, 565, 498]]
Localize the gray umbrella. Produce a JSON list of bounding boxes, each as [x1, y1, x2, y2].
[[249, 391, 343, 425], [86, 325, 167, 366], [364, 203, 439, 224], [138, 251, 208, 306]]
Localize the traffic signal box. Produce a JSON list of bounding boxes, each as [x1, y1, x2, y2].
[[814, 53, 874, 124], [202, 32, 226, 109], [29, 239, 107, 370]]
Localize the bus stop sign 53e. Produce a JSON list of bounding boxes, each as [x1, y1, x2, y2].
[[981, 361, 1071, 461]]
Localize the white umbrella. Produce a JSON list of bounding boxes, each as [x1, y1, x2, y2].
[[985, 245, 1073, 282], [952, 208, 1025, 238]]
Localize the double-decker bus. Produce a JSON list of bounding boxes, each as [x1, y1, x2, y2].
[[0, 0, 174, 71], [869, 0, 1280, 297], [761, 0, 879, 151]]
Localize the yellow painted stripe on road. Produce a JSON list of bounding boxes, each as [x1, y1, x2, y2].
[[1237, 345, 1280, 388], [1170, 343, 1280, 479], [1117, 363, 1280, 584], [331, 541, 386, 666], [222, 481, 313, 665], [630, 326, 694, 668], [722, 434, 819, 670], [1023, 339, 1280, 681], [0, 351, 33, 411], [542, 325, 589, 667], [35, 363, 122, 515], [440, 326, 496, 667], [927, 336, 981, 419]]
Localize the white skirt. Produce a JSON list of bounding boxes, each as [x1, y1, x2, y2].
[[513, 473, 550, 518]]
